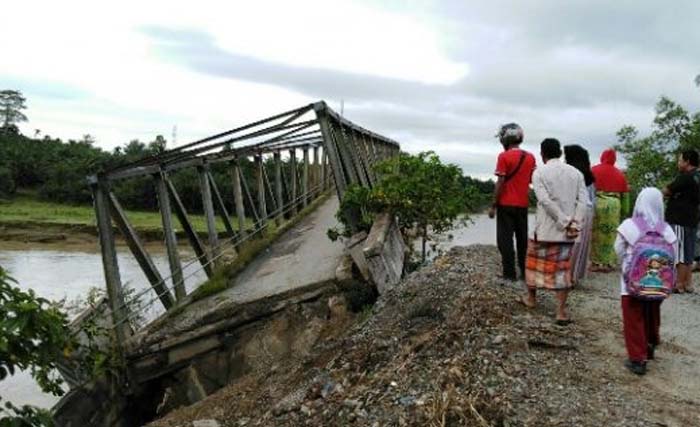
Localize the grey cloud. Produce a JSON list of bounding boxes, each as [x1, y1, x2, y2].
[[139, 26, 444, 105], [139, 6, 699, 177], [436, 1, 700, 62]]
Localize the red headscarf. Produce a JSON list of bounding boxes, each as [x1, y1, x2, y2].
[[591, 149, 629, 193]]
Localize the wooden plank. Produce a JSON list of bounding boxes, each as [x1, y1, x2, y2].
[[108, 192, 175, 310], [154, 171, 186, 300], [165, 177, 214, 279], [198, 164, 220, 263], [91, 178, 129, 349]]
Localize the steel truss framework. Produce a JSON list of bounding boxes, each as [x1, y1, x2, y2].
[[88, 101, 400, 344]]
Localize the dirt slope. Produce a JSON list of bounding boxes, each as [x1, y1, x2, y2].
[[149, 245, 699, 427]]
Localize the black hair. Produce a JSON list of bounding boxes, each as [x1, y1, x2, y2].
[[564, 144, 595, 186], [681, 149, 699, 167], [541, 138, 562, 160]]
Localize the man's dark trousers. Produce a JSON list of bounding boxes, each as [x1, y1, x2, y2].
[[496, 205, 528, 281]]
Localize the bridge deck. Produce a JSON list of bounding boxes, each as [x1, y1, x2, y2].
[[126, 197, 344, 355]]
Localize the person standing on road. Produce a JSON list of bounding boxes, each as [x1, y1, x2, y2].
[[615, 188, 676, 375], [521, 138, 588, 324], [565, 144, 596, 286], [663, 149, 700, 293], [489, 123, 536, 286], [590, 149, 630, 272]]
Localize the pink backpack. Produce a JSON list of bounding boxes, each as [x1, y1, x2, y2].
[[623, 217, 676, 300]]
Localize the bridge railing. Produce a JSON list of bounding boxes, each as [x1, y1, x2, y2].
[[88, 101, 399, 349]]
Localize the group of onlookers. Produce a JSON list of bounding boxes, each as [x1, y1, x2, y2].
[[490, 123, 699, 375]]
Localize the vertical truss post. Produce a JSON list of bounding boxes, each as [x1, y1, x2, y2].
[[198, 163, 220, 264], [312, 146, 319, 197], [207, 172, 236, 240], [154, 170, 186, 300], [335, 125, 361, 187], [240, 164, 261, 226], [302, 147, 309, 208], [348, 130, 370, 187], [262, 163, 278, 220], [274, 151, 283, 225], [350, 130, 372, 187], [255, 155, 268, 227], [314, 104, 347, 199], [360, 134, 376, 184], [289, 149, 298, 216], [91, 176, 129, 350], [166, 177, 214, 279], [321, 149, 328, 190], [109, 192, 174, 310], [230, 159, 247, 238]]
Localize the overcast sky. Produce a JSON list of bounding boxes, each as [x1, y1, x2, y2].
[[2, 0, 698, 178]]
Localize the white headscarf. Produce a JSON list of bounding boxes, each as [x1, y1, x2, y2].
[[633, 187, 664, 227], [618, 187, 674, 244]]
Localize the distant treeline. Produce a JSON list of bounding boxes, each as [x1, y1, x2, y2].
[[0, 129, 497, 214], [0, 131, 276, 214]]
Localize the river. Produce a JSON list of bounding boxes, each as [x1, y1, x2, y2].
[[0, 214, 530, 409], [0, 246, 206, 409]]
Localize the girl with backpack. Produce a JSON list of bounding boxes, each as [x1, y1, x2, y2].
[[614, 188, 677, 375]]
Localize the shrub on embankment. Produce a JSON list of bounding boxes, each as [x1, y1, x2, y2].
[[331, 151, 486, 263], [0, 268, 74, 426]]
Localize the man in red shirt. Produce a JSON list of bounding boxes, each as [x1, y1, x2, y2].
[[489, 123, 536, 284]]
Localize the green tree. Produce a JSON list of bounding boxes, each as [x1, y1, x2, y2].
[[149, 135, 167, 153], [0, 267, 75, 426], [0, 90, 28, 133], [615, 96, 700, 192], [336, 152, 474, 262]]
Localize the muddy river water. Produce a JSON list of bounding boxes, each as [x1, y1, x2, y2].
[[0, 246, 206, 408]]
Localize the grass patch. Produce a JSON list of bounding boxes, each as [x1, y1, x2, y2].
[[188, 192, 332, 303], [0, 194, 255, 233]]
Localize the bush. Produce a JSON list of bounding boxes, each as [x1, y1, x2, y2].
[[333, 151, 474, 262], [0, 267, 75, 426], [0, 166, 15, 198]]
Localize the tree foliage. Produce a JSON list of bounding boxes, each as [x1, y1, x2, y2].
[[334, 151, 476, 262], [615, 96, 700, 192], [0, 268, 75, 426], [0, 90, 27, 132], [0, 126, 276, 214]]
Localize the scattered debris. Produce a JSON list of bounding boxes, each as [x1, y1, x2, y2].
[[149, 245, 693, 426]]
